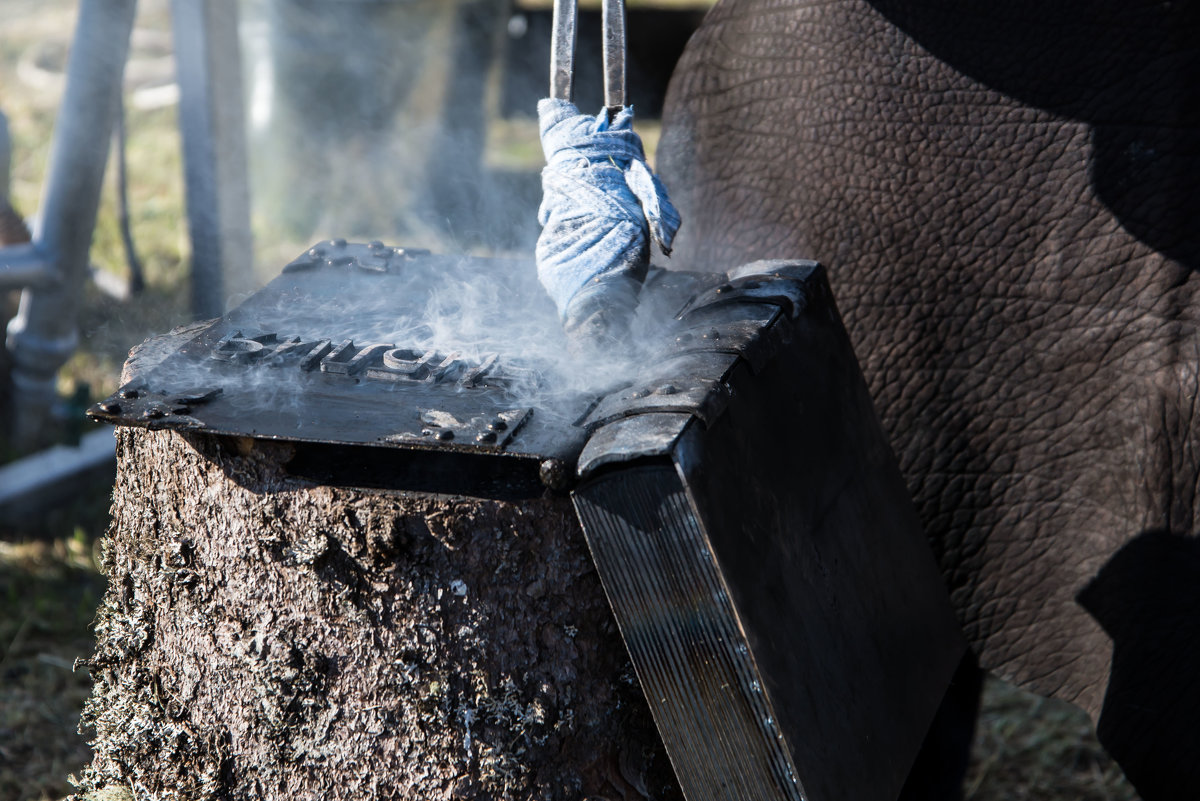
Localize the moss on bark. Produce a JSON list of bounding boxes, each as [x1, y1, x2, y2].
[[74, 427, 679, 801]]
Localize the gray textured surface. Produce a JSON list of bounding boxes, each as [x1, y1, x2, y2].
[[75, 427, 679, 801]]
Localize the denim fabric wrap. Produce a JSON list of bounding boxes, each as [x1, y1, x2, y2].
[[536, 98, 682, 320]]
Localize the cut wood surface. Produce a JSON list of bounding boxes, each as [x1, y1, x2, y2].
[[74, 427, 679, 801]]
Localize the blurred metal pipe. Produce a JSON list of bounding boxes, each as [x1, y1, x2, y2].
[[0, 243, 53, 291], [5, 0, 138, 450], [171, 0, 254, 320], [0, 107, 51, 291], [0, 109, 11, 196], [0, 427, 116, 530]]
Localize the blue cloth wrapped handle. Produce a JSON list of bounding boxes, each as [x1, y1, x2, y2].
[[535, 98, 681, 338]]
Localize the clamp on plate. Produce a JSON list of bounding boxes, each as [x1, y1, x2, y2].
[[551, 0, 626, 115]]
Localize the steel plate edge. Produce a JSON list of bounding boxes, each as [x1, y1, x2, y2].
[[571, 461, 808, 801]]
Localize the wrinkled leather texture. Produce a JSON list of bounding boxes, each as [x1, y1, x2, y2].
[[659, 0, 1200, 796]]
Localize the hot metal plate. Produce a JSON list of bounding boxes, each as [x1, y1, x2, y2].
[[90, 244, 596, 466], [88, 243, 803, 495]]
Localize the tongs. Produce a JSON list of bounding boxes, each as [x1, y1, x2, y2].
[[550, 0, 626, 117]]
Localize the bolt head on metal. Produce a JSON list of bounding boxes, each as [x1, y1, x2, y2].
[[539, 458, 572, 491]]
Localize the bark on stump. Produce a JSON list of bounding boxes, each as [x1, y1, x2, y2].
[[74, 427, 680, 801]]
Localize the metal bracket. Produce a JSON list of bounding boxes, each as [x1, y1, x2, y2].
[[670, 303, 782, 374], [581, 352, 739, 430], [677, 267, 816, 322], [576, 412, 693, 477]]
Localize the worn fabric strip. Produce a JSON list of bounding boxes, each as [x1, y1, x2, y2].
[[535, 98, 681, 321]]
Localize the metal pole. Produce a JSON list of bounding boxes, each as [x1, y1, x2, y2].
[[549, 0, 626, 116], [5, 0, 139, 450], [0, 109, 10, 197], [601, 0, 626, 114], [171, 0, 254, 320], [549, 0, 577, 102]]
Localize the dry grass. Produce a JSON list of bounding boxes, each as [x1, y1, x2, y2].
[[0, 2, 1141, 800], [0, 532, 107, 801], [967, 679, 1137, 801]]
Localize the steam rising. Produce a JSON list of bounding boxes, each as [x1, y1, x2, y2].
[[142, 3, 695, 432], [249, 258, 642, 393], [133, 251, 687, 438], [241, 0, 544, 256]]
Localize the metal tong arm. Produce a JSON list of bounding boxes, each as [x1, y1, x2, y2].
[[550, 0, 626, 114]]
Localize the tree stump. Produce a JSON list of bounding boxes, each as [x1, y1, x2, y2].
[[73, 427, 680, 801]]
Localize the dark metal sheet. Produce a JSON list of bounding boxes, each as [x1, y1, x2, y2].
[[576, 412, 693, 476], [580, 351, 737, 430], [574, 263, 966, 801], [575, 465, 804, 801], [89, 243, 596, 465]]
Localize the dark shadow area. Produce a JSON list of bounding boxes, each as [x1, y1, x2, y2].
[[868, 0, 1200, 270], [1077, 530, 1200, 800], [283, 440, 550, 500], [899, 650, 983, 801], [180, 432, 552, 501]]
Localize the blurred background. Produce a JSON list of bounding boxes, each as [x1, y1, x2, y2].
[[0, 1, 1139, 799]]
